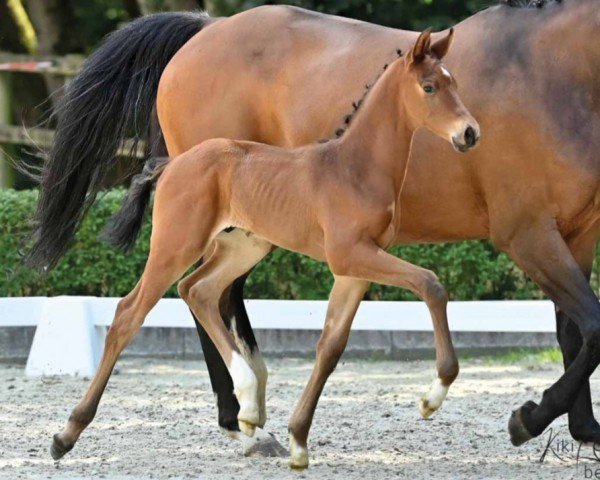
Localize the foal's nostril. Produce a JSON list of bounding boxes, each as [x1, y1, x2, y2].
[[464, 126, 476, 148]]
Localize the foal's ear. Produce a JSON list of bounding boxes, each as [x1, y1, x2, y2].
[[407, 28, 432, 65], [430, 28, 454, 60]]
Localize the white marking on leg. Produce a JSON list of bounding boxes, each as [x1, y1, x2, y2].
[[229, 352, 259, 435], [229, 312, 269, 427], [289, 433, 309, 469], [248, 349, 268, 427], [419, 378, 449, 419]]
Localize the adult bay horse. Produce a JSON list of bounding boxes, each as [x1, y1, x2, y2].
[[30, 0, 600, 461], [51, 31, 478, 468]]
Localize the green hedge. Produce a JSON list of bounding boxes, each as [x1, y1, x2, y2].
[[0, 188, 568, 300]]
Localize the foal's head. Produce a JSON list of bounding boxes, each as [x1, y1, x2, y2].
[[401, 29, 480, 153]]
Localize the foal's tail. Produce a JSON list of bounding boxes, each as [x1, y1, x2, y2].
[[26, 11, 210, 270], [103, 157, 169, 251]]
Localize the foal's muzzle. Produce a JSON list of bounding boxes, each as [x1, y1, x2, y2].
[[452, 124, 480, 153]]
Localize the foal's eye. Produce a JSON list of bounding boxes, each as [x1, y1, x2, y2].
[[423, 85, 435, 94]]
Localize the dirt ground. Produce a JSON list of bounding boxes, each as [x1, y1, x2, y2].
[[1, 356, 599, 480]]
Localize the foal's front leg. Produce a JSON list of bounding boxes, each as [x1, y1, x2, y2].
[[287, 242, 459, 469], [288, 276, 370, 469], [328, 242, 460, 411]]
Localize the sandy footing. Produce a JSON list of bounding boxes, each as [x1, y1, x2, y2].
[[1, 357, 598, 479]]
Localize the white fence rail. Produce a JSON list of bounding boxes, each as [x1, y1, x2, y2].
[[0, 297, 557, 377]]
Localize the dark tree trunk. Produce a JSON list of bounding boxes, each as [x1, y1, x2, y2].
[[25, 0, 83, 54], [137, 0, 203, 14], [24, 0, 85, 105], [123, 0, 142, 18]]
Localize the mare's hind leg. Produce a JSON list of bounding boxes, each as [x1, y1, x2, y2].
[[51, 246, 205, 460], [178, 230, 272, 437]]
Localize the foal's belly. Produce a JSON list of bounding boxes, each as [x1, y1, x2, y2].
[[230, 212, 327, 263], [228, 169, 328, 262]]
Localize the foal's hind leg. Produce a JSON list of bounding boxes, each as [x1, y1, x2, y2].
[[51, 174, 219, 460], [178, 231, 272, 437], [208, 232, 271, 429], [51, 247, 204, 460]]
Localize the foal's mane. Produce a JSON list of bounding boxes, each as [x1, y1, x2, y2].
[[326, 49, 403, 141]]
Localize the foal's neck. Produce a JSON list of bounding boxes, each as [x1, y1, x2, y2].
[[336, 60, 416, 189]]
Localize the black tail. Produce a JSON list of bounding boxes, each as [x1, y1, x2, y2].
[[27, 11, 209, 269], [103, 157, 168, 251]]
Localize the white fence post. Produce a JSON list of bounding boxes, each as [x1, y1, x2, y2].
[[25, 297, 105, 377]]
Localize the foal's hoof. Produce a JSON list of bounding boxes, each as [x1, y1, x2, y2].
[[242, 428, 288, 457], [419, 378, 449, 419], [508, 401, 536, 446], [288, 434, 309, 470], [238, 402, 260, 437], [50, 434, 74, 460], [238, 419, 257, 438]]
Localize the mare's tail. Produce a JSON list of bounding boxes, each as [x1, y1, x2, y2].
[[26, 11, 209, 269]]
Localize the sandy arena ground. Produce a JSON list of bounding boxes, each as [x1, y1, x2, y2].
[[1, 356, 599, 480]]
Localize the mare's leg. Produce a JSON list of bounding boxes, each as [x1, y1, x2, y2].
[[496, 220, 600, 445], [503, 221, 600, 444], [51, 244, 206, 459], [559, 227, 600, 442], [287, 276, 370, 469], [178, 231, 272, 437]]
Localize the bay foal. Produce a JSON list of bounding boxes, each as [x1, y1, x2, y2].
[[51, 30, 479, 468]]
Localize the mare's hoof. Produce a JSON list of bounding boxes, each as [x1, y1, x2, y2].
[[508, 401, 537, 446], [570, 418, 600, 444], [50, 434, 74, 460], [243, 431, 288, 457]]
